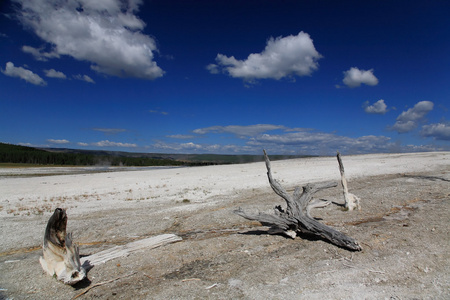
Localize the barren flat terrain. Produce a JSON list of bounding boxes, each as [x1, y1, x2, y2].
[[1, 152, 449, 299]]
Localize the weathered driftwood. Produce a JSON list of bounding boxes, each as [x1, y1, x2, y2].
[[39, 208, 86, 285], [234, 150, 361, 251], [337, 151, 361, 211], [40, 208, 182, 284], [80, 234, 182, 270]]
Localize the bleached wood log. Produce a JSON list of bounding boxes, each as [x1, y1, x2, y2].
[[234, 150, 361, 251], [40, 208, 182, 284], [80, 234, 182, 269], [337, 151, 361, 211]]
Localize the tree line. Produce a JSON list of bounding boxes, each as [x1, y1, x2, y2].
[[0, 143, 196, 166]]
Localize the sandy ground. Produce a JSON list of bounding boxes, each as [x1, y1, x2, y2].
[[0, 152, 449, 299]]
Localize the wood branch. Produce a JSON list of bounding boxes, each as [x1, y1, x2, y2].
[[40, 208, 182, 284], [72, 272, 137, 300], [337, 151, 361, 211], [39, 208, 86, 285], [234, 150, 362, 251], [80, 234, 182, 270]]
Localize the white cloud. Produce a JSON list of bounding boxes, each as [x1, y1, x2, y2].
[[77, 142, 89, 146], [74, 74, 95, 83], [44, 68, 67, 79], [248, 131, 396, 154], [47, 139, 70, 144], [167, 134, 196, 139], [14, 0, 164, 80], [193, 124, 285, 136], [152, 141, 253, 154], [209, 31, 322, 81], [390, 101, 434, 133], [18, 142, 35, 147], [171, 124, 399, 155], [22, 45, 59, 61], [342, 67, 378, 88], [364, 99, 387, 114], [206, 64, 219, 74], [421, 122, 450, 141], [153, 122, 450, 155], [92, 140, 137, 147], [1, 61, 47, 86], [92, 128, 127, 135]]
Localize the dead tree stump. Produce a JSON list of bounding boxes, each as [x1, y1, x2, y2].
[[337, 151, 361, 211], [234, 150, 361, 251], [39, 208, 86, 285]]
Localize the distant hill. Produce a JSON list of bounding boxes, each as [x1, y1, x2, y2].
[[0, 142, 314, 166]]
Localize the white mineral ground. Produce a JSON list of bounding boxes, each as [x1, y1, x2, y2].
[[0, 152, 449, 299]]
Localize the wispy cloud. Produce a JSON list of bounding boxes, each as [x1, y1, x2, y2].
[[167, 134, 196, 139], [390, 101, 434, 133], [193, 124, 285, 137], [74, 74, 95, 83], [14, 0, 163, 80], [342, 67, 378, 88], [92, 128, 127, 135], [44, 68, 67, 79], [149, 110, 169, 115], [421, 122, 450, 141], [164, 124, 403, 155], [247, 131, 393, 154], [152, 141, 253, 154], [91, 140, 137, 148], [22, 45, 59, 61], [2, 62, 47, 86], [208, 31, 322, 81], [18, 142, 37, 147], [47, 139, 70, 144], [364, 99, 387, 114]]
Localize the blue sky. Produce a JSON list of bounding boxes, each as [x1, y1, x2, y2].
[[1, 0, 449, 155]]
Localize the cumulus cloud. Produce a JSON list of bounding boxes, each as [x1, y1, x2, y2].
[[193, 124, 285, 137], [77, 142, 89, 146], [421, 122, 450, 141], [74, 74, 95, 83], [91, 140, 137, 147], [342, 67, 378, 88], [390, 101, 434, 133], [44, 68, 66, 79], [47, 139, 70, 144], [208, 31, 322, 81], [2, 61, 47, 86], [14, 0, 164, 80], [364, 99, 387, 114]]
